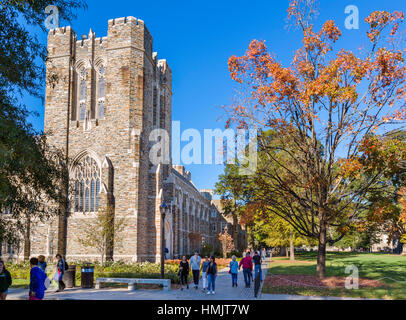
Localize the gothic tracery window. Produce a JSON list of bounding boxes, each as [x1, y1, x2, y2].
[[72, 156, 100, 213]]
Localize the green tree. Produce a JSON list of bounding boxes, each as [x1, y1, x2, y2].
[[77, 207, 128, 268], [0, 0, 85, 244]]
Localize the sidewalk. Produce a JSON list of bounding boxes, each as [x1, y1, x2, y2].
[[8, 259, 268, 300], [6, 258, 374, 300]]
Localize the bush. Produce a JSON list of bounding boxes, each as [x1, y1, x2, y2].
[[5, 260, 182, 284]]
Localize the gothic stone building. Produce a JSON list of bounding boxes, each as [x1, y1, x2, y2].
[[2, 17, 229, 262]]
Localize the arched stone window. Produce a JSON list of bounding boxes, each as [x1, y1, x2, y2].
[[72, 156, 101, 213]]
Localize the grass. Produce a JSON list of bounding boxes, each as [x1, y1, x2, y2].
[[263, 252, 406, 299]]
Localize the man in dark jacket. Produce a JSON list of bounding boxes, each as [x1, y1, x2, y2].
[[29, 257, 47, 300], [252, 251, 262, 282]]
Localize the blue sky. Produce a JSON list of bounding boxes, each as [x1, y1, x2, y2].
[[24, 0, 405, 196]]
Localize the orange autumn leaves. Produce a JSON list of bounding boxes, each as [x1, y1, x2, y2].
[[365, 10, 404, 43], [339, 135, 406, 178], [227, 6, 406, 130]]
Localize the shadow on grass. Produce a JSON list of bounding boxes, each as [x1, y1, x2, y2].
[[281, 253, 406, 278]]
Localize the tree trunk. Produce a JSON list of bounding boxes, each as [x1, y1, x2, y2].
[[285, 246, 289, 258], [289, 232, 295, 261], [317, 220, 327, 278], [23, 216, 31, 261], [401, 243, 406, 256]]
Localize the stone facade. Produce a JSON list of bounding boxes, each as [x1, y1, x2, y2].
[[1, 17, 226, 263]]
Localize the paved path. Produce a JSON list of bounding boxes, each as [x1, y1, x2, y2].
[[7, 260, 267, 300], [6, 258, 375, 300]]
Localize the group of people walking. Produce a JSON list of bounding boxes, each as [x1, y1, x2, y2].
[[0, 253, 68, 300], [177, 248, 266, 294], [179, 252, 218, 294]]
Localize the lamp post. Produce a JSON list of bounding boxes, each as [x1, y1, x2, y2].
[[160, 201, 168, 279]]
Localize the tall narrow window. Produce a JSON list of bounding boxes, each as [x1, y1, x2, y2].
[[90, 179, 95, 212], [74, 181, 79, 212], [153, 87, 157, 126], [78, 67, 87, 121], [72, 156, 101, 213], [97, 65, 105, 119]]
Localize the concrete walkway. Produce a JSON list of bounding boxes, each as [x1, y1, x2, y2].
[[7, 260, 267, 300], [6, 258, 374, 300]]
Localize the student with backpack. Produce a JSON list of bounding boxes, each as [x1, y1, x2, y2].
[[54, 253, 67, 292], [252, 251, 262, 282]]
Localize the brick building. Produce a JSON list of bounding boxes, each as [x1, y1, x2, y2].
[[0, 17, 229, 263]]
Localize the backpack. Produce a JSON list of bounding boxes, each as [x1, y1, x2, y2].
[[64, 260, 69, 271]]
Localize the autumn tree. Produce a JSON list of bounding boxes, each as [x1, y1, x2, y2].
[[356, 131, 406, 253], [77, 207, 127, 268], [226, 0, 406, 277], [215, 163, 253, 251], [218, 227, 235, 258]]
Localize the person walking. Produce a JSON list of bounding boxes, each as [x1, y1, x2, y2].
[[229, 255, 239, 287], [200, 256, 210, 292], [178, 256, 189, 291], [54, 254, 66, 292], [189, 251, 202, 290], [0, 260, 12, 300], [29, 257, 47, 300], [38, 255, 47, 273], [239, 252, 253, 288], [206, 256, 217, 295], [261, 248, 267, 262], [253, 251, 262, 282]]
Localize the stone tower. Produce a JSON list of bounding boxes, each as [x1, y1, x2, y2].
[[43, 17, 172, 262]]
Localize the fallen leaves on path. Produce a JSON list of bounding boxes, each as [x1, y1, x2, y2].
[[265, 274, 384, 288]]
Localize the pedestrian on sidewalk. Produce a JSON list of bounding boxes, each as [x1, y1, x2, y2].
[[38, 255, 47, 273], [201, 256, 210, 292], [253, 251, 262, 282], [261, 247, 266, 262], [229, 255, 239, 287], [178, 256, 189, 290], [54, 254, 66, 292], [206, 256, 217, 295], [29, 257, 47, 300], [189, 251, 202, 290], [239, 252, 253, 288], [0, 260, 12, 300]]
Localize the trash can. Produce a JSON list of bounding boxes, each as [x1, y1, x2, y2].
[[81, 263, 95, 288], [64, 265, 76, 288]]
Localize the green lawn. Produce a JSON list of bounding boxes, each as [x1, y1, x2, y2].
[[263, 252, 406, 299]]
